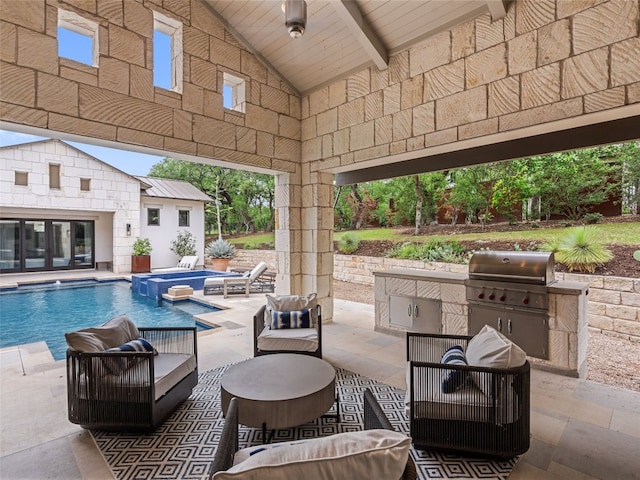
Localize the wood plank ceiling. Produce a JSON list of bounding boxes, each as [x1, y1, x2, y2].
[[201, 0, 505, 96]]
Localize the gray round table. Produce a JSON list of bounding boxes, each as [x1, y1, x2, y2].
[[220, 354, 337, 440]]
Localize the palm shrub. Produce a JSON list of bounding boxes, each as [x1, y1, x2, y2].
[[552, 226, 613, 273], [170, 231, 196, 257], [337, 232, 360, 254]]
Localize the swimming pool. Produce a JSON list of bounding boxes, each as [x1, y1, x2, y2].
[[0, 281, 219, 361]]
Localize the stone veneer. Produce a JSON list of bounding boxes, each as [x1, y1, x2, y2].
[[234, 249, 640, 342]]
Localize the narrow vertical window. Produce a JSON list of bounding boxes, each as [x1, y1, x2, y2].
[[148, 208, 160, 226], [15, 171, 28, 186], [223, 72, 246, 113], [178, 210, 190, 227], [57, 10, 99, 67], [153, 12, 183, 93], [49, 164, 61, 189], [80, 178, 91, 191]]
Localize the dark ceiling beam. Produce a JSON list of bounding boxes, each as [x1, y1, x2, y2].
[[335, 115, 640, 186]]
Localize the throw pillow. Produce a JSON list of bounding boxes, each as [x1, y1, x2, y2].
[[213, 429, 411, 480], [441, 345, 468, 393], [466, 325, 527, 397], [106, 337, 156, 354], [264, 293, 318, 327], [65, 314, 140, 352], [270, 309, 311, 329], [103, 337, 156, 375]]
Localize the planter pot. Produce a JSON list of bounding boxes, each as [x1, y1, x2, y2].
[[131, 255, 151, 273], [210, 258, 230, 272]]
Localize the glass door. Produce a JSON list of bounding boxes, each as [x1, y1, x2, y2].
[[51, 221, 72, 269], [24, 221, 46, 270], [74, 221, 93, 267], [0, 220, 20, 272]]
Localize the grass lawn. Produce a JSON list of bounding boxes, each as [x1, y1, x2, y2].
[[229, 220, 640, 247]]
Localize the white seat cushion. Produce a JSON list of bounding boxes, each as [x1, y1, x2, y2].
[[257, 326, 319, 353], [153, 353, 197, 400], [212, 429, 410, 480]]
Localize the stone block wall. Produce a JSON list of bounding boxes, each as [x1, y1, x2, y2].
[[301, 0, 640, 173]]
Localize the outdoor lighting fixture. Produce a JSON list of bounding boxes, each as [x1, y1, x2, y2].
[[285, 0, 307, 38]]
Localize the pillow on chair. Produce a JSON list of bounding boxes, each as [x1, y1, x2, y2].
[[65, 314, 140, 352], [271, 309, 311, 329], [441, 345, 468, 393]]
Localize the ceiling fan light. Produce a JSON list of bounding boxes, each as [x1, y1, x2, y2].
[[285, 0, 307, 38]]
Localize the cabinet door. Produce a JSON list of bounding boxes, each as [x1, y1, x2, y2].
[[468, 304, 505, 335], [413, 298, 442, 333], [389, 295, 413, 328], [504, 309, 548, 359]]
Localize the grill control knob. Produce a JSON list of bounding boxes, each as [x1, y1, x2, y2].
[[499, 294, 506, 302], [488, 293, 495, 300], [523, 297, 530, 305], [477, 293, 485, 299]]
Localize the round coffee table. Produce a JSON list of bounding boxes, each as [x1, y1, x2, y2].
[[220, 354, 337, 439]]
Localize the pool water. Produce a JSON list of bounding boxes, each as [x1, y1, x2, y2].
[[0, 281, 218, 361]]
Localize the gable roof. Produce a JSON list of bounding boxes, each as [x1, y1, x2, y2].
[[136, 175, 212, 202]]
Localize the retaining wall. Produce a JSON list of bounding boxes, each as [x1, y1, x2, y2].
[[233, 249, 640, 341]]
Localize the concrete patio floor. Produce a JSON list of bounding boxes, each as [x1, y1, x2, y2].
[[1, 271, 639, 479]]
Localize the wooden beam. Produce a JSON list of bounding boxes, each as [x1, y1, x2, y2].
[[332, 0, 388, 70], [486, 0, 507, 20]]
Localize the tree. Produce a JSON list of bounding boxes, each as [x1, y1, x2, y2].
[[446, 165, 496, 228]]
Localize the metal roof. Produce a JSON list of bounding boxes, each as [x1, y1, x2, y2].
[[135, 176, 212, 202]]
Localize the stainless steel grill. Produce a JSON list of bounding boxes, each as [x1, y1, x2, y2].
[[466, 251, 555, 359]]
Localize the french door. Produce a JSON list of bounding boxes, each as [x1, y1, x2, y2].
[[0, 219, 94, 273]]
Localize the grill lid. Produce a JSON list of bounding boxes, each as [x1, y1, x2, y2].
[[468, 251, 555, 285]]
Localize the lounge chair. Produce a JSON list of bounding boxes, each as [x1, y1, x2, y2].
[[203, 261, 273, 297], [152, 255, 199, 273]]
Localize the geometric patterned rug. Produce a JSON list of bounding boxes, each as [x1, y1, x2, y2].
[[91, 363, 518, 479]]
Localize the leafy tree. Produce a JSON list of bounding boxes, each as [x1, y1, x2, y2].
[[446, 165, 496, 228], [491, 160, 532, 222]]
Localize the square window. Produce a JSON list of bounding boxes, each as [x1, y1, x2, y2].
[[15, 171, 28, 186], [58, 10, 98, 67], [178, 210, 190, 227], [153, 12, 183, 94], [49, 164, 60, 189], [223, 72, 246, 113], [80, 178, 90, 191], [148, 208, 160, 226]]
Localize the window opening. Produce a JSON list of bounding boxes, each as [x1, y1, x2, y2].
[[223, 72, 246, 113], [15, 171, 28, 186], [148, 208, 160, 226], [153, 12, 183, 93], [49, 164, 61, 189], [57, 10, 98, 67], [178, 210, 190, 227], [80, 178, 90, 191]]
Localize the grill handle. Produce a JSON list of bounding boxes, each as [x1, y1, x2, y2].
[[498, 317, 502, 332], [469, 272, 546, 283]]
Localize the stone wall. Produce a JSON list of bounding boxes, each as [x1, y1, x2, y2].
[[234, 249, 640, 341]]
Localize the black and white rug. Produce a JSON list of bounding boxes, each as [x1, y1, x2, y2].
[[92, 364, 518, 479]]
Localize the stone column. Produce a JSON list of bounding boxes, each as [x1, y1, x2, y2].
[[274, 165, 334, 321]]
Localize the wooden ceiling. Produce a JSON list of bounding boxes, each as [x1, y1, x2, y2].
[[201, 0, 506, 95]]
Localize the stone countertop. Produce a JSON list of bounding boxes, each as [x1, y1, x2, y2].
[[373, 268, 467, 284]]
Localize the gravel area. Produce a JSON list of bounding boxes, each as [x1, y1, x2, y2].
[[333, 280, 640, 392]]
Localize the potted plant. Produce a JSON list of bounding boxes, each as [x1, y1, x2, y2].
[[131, 237, 152, 273], [206, 238, 235, 272]]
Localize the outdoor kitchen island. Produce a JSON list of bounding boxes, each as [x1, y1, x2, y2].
[[374, 260, 589, 378]]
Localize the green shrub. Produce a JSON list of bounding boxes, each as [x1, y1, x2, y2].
[[170, 231, 196, 257], [633, 250, 640, 262], [554, 226, 613, 273], [132, 237, 152, 256], [386, 242, 420, 259], [582, 212, 603, 224], [338, 232, 360, 254], [530, 222, 540, 229], [386, 239, 467, 264]]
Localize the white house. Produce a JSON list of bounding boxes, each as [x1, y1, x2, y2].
[[0, 139, 211, 274]]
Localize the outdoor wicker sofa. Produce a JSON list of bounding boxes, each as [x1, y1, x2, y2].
[[210, 388, 417, 479], [406, 331, 530, 459], [66, 314, 198, 431]]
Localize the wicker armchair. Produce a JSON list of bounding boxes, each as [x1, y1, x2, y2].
[[406, 332, 530, 459], [66, 326, 198, 431], [210, 389, 416, 479]]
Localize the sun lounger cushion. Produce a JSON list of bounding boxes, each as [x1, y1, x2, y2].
[[65, 314, 140, 352], [257, 326, 319, 353], [212, 429, 411, 480]]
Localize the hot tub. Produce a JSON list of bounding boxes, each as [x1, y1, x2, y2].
[[132, 270, 241, 303]]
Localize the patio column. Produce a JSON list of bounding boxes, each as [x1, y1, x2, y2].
[[274, 166, 334, 321]]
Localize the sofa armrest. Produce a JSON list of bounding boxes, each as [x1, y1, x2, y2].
[[210, 397, 239, 477], [363, 389, 417, 480], [139, 327, 197, 358], [253, 305, 267, 356]]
